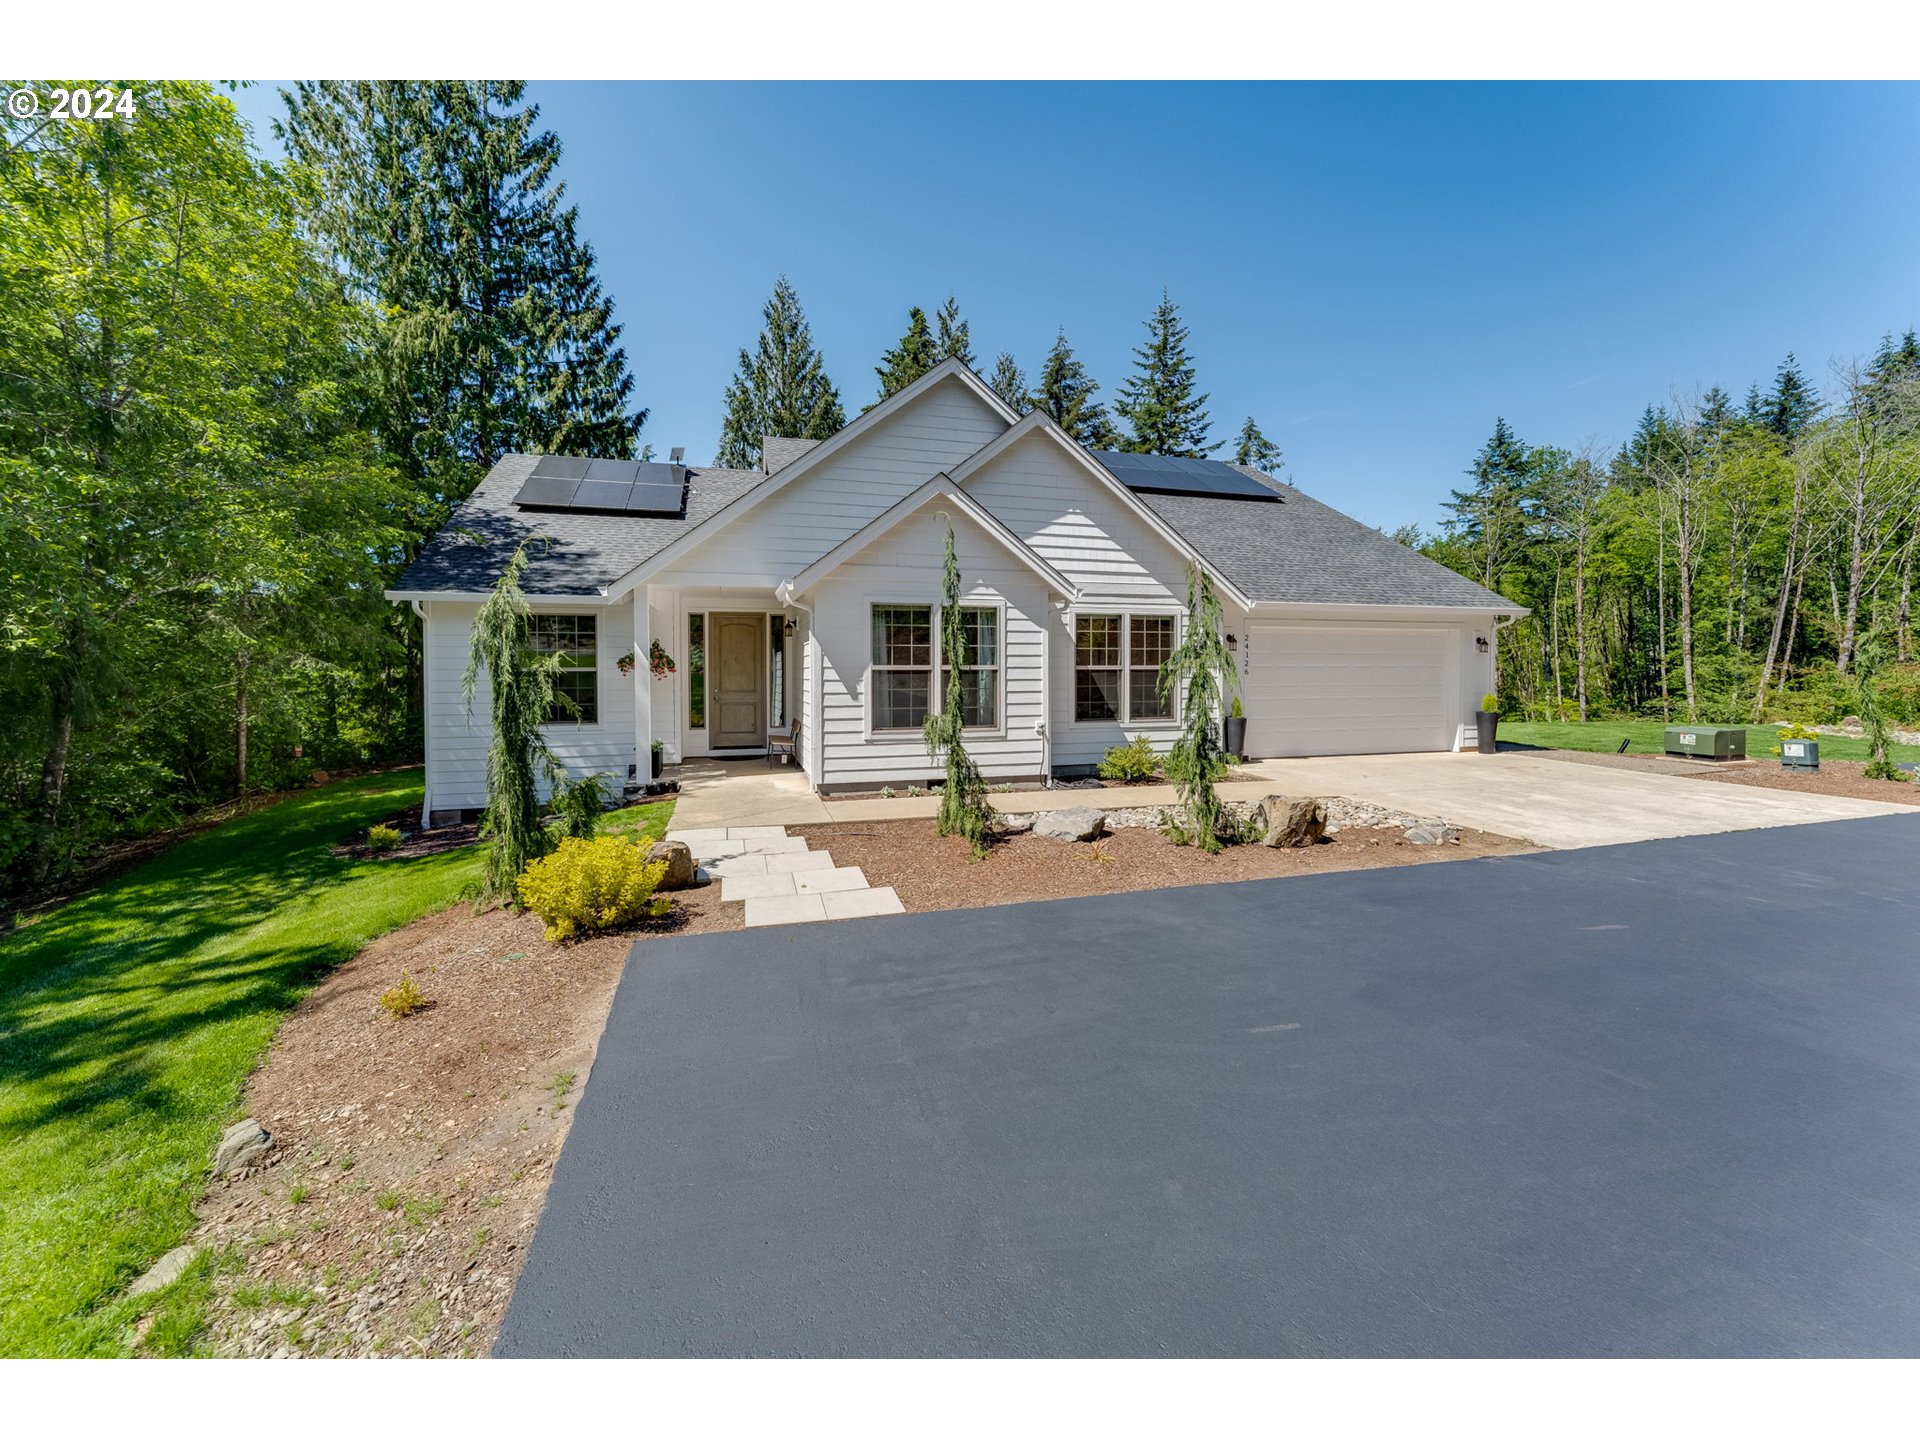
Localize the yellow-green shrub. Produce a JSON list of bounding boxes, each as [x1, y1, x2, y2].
[[516, 836, 669, 942], [1096, 734, 1161, 783], [366, 823, 403, 853]]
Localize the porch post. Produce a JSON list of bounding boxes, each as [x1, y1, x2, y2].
[[633, 586, 653, 785]]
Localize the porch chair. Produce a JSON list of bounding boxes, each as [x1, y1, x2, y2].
[[767, 719, 800, 769]]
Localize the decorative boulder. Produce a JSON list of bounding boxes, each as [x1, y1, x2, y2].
[[645, 839, 698, 890], [1255, 794, 1327, 848], [995, 814, 1036, 836], [1404, 823, 1460, 846], [1033, 806, 1108, 842], [213, 1118, 271, 1175]]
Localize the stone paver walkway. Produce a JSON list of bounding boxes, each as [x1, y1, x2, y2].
[[666, 825, 904, 928]]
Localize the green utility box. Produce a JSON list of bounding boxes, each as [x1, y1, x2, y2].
[[1780, 738, 1820, 770], [1664, 725, 1748, 759]]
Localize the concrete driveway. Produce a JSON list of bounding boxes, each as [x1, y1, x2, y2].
[[498, 814, 1920, 1357], [1241, 750, 1910, 848]]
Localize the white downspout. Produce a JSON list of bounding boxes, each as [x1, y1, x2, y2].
[[411, 599, 432, 828]]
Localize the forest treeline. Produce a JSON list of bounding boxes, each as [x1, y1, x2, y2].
[[1413, 344, 1920, 726], [4, 80, 1914, 910]]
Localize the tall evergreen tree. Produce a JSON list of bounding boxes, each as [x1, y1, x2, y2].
[[987, 352, 1030, 413], [1232, 416, 1284, 474], [1445, 418, 1538, 588], [1759, 353, 1821, 440], [1032, 330, 1115, 447], [278, 82, 645, 501], [873, 306, 938, 403], [1114, 292, 1214, 456], [715, 277, 846, 470], [934, 294, 975, 369]]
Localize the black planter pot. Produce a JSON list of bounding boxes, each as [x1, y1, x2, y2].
[[650, 749, 664, 780], [1223, 715, 1247, 761], [1475, 710, 1500, 754]]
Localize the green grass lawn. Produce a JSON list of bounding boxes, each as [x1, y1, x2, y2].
[[1501, 718, 1920, 764], [0, 771, 678, 1357], [0, 769, 488, 1356]]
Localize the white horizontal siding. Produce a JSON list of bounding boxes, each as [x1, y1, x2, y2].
[[811, 506, 1047, 787], [422, 600, 635, 814], [653, 378, 1008, 590], [962, 433, 1192, 604]]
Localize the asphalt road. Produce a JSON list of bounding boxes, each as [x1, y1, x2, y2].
[[497, 813, 1920, 1357]]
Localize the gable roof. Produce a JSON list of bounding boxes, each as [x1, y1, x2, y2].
[[387, 454, 766, 599], [1135, 466, 1522, 611], [947, 410, 1257, 611], [602, 358, 1021, 599], [776, 475, 1076, 602], [762, 436, 821, 472]]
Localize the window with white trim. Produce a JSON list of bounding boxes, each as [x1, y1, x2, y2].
[[870, 605, 932, 730], [529, 614, 598, 725], [1074, 613, 1176, 723], [941, 607, 1000, 729]]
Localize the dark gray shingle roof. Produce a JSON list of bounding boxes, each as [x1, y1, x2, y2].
[[393, 454, 767, 596], [762, 436, 821, 473], [1135, 467, 1521, 610]]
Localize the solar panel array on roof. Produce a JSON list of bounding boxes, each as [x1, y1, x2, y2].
[[513, 457, 688, 517], [1091, 450, 1281, 502]]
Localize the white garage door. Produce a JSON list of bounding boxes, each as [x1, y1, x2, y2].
[[1243, 626, 1456, 757]]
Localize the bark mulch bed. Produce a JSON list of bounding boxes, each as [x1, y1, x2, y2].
[[1684, 757, 1920, 805], [791, 818, 1534, 912], [188, 884, 737, 1358]]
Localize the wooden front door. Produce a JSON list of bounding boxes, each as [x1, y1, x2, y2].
[[711, 612, 766, 749]]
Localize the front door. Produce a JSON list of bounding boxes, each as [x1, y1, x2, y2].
[[711, 612, 767, 750]]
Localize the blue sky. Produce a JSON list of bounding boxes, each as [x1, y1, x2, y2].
[[230, 81, 1920, 531]]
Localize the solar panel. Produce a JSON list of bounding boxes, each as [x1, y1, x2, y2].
[[1092, 450, 1280, 501], [514, 459, 688, 517]]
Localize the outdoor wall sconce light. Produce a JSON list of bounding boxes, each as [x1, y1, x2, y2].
[[783, 618, 796, 637], [1476, 635, 1490, 653], [1226, 632, 1238, 651]]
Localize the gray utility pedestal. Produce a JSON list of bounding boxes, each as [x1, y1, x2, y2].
[[1780, 738, 1820, 770], [1665, 725, 1748, 760]]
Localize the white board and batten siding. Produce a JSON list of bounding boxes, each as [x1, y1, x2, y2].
[[963, 432, 1198, 770], [650, 378, 1008, 591], [420, 600, 636, 819], [810, 505, 1049, 788]]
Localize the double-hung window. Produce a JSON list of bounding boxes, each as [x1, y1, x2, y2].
[[870, 605, 933, 730], [530, 614, 598, 725], [1074, 613, 1176, 723], [943, 607, 1000, 729]]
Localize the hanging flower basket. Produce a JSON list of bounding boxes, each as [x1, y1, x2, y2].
[[648, 639, 677, 680], [615, 651, 636, 675]]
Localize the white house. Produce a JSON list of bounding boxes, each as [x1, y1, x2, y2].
[[389, 359, 1523, 824]]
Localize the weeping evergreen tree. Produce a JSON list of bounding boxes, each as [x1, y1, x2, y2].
[[1856, 632, 1908, 782], [874, 306, 938, 403], [923, 522, 996, 853], [1159, 563, 1239, 853], [715, 276, 845, 470], [1115, 291, 1214, 457], [987, 352, 1030, 412], [463, 544, 561, 902]]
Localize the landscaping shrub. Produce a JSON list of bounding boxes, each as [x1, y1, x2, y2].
[[1097, 735, 1161, 783], [551, 771, 613, 840], [377, 971, 429, 1019], [516, 836, 669, 942], [366, 823, 402, 854]]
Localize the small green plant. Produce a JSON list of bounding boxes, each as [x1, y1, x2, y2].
[[288, 1183, 310, 1206], [906, 784, 923, 797], [403, 1194, 444, 1225], [378, 971, 430, 1020], [516, 835, 669, 942], [366, 823, 402, 854], [550, 771, 613, 841], [1230, 696, 1244, 720], [1097, 735, 1161, 783], [878, 786, 895, 799], [547, 1071, 577, 1106], [1481, 693, 1500, 714], [375, 1190, 402, 1212]]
